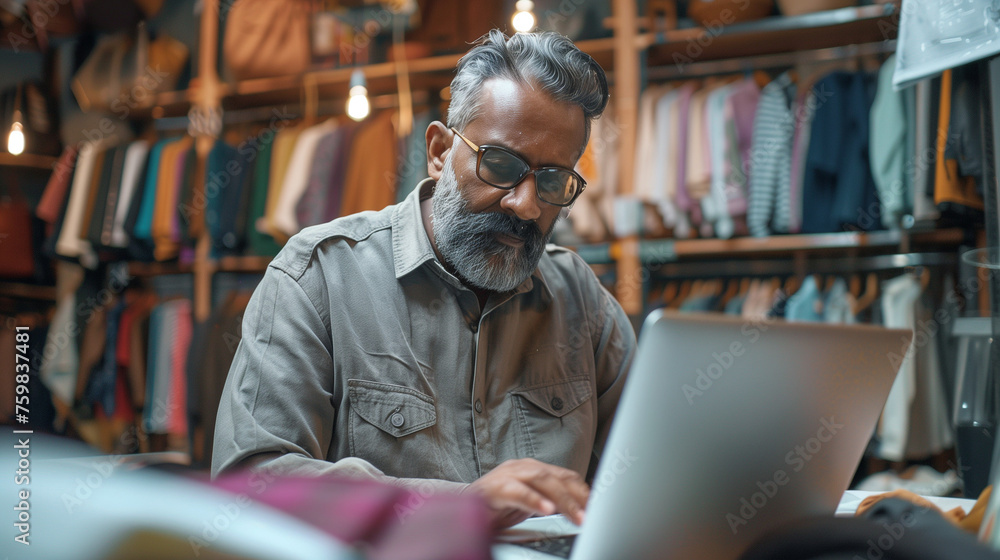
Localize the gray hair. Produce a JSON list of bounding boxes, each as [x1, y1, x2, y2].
[[447, 29, 610, 151]]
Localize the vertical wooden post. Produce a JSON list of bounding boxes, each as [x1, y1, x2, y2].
[[613, 0, 643, 316], [193, 0, 221, 323]]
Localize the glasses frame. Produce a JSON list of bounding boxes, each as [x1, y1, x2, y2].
[[450, 127, 586, 207]]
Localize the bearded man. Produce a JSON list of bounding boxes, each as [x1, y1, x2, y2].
[[213, 29, 636, 529]]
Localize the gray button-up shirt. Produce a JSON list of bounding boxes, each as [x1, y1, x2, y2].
[[212, 179, 636, 491]]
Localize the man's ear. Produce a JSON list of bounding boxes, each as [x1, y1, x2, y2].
[[426, 121, 452, 181]]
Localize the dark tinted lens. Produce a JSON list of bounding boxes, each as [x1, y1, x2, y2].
[[536, 169, 580, 205], [479, 148, 529, 187]]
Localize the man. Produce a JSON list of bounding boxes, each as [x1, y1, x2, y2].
[[212, 29, 636, 529]]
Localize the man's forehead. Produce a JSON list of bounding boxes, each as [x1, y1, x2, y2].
[[468, 78, 587, 157]]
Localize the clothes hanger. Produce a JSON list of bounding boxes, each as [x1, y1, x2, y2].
[[670, 280, 693, 309], [784, 275, 802, 296], [720, 278, 739, 306], [848, 274, 862, 299], [738, 277, 751, 297], [852, 272, 879, 315], [660, 281, 677, 306]]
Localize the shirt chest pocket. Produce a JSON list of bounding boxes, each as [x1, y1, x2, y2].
[[510, 377, 595, 471], [347, 379, 439, 477]]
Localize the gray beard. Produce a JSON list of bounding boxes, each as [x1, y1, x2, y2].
[[431, 155, 554, 293]]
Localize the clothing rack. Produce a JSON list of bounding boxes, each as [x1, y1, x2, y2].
[[647, 251, 957, 281], [647, 40, 897, 81]]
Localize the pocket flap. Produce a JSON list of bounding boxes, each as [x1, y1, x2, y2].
[[512, 377, 592, 418], [348, 379, 436, 438]]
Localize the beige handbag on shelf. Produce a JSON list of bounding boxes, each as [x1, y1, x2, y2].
[[223, 0, 312, 81], [71, 22, 188, 111]]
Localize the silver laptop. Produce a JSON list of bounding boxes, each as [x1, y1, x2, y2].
[[496, 310, 913, 560]]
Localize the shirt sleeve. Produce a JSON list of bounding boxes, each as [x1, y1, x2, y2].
[[587, 283, 637, 481], [211, 264, 467, 493]]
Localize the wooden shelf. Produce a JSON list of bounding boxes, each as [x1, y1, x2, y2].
[[128, 37, 616, 119], [215, 255, 273, 272], [127, 261, 194, 276], [573, 228, 967, 265], [0, 282, 56, 300], [0, 152, 58, 169], [644, 3, 899, 67]]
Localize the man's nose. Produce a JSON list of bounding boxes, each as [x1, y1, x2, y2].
[[499, 174, 543, 222]]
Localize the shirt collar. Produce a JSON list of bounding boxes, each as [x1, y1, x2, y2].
[[391, 178, 439, 280], [390, 178, 548, 298]]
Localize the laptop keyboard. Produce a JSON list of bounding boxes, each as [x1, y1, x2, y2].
[[514, 535, 577, 558]]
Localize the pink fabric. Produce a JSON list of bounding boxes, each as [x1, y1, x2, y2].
[[212, 472, 492, 560], [673, 85, 696, 215], [167, 300, 191, 435], [724, 79, 761, 217]]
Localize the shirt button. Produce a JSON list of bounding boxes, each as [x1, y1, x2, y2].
[[475, 400, 483, 414], [551, 397, 564, 411], [390, 412, 405, 428]]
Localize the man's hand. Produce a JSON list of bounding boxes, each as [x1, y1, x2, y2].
[[466, 458, 589, 529]]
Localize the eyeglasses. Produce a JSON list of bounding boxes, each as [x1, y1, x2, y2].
[[451, 127, 586, 207]]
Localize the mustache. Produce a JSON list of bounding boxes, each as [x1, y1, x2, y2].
[[473, 212, 542, 242]]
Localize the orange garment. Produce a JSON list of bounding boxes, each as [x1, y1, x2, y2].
[[340, 110, 398, 216], [153, 137, 193, 261], [934, 69, 984, 210]]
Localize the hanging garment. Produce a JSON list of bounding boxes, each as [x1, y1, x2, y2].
[[40, 293, 80, 407], [822, 277, 857, 324], [870, 55, 909, 229], [396, 111, 434, 203], [911, 79, 940, 223], [651, 86, 682, 229], [787, 85, 817, 235], [878, 274, 953, 461], [261, 126, 303, 242], [204, 140, 253, 255], [934, 67, 985, 217], [801, 72, 880, 234], [747, 72, 795, 237], [132, 138, 172, 243], [152, 137, 194, 261], [785, 275, 824, 322], [686, 84, 715, 237], [723, 78, 760, 226], [705, 82, 735, 239], [36, 145, 79, 225], [294, 125, 346, 228], [111, 140, 150, 248], [635, 84, 672, 227], [271, 120, 338, 241], [340, 110, 399, 216], [246, 131, 283, 257], [55, 141, 101, 267], [670, 83, 697, 238]]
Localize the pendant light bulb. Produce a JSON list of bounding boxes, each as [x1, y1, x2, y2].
[[7, 120, 24, 156], [512, 0, 536, 33], [347, 69, 370, 121]]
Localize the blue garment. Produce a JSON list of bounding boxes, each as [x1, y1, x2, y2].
[[144, 304, 163, 433], [785, 276, 823, 322], [823, 277, 856, 324], [134, 139, 171, 241], [724, 294, 745, 316], [801, 72, 881, 233], [86, 298, 126, 415]]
